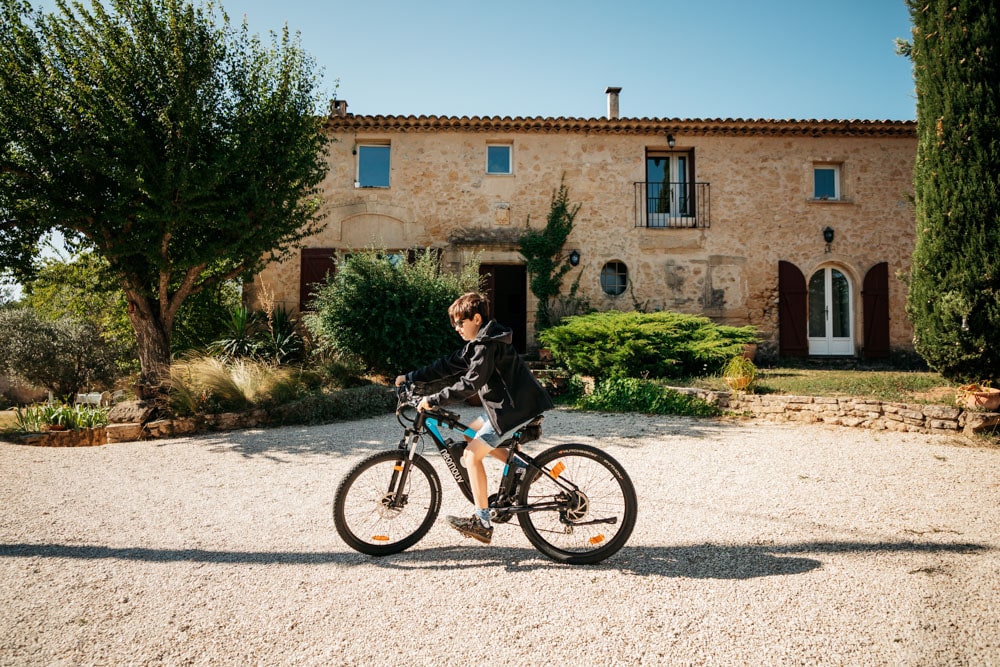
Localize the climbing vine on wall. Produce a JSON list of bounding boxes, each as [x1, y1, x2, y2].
[[519, 178, 581, 331]]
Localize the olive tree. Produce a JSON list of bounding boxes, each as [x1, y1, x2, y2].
[[0, 0, 330, 396]]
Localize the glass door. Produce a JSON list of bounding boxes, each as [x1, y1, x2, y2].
[[646, 153, 690, 226], [808, 267, 853, 355]]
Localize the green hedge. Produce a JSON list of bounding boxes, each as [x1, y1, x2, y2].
[[266, 384, 396, 425], [538, 310, 756, 380], [577, 377, 721, 417]]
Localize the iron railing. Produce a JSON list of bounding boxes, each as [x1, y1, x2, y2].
[[634, 181, 710, 228]]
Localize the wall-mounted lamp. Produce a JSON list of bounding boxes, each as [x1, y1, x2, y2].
[[667, 134, 676, 149], [823, 226, 834, 252], [568, 249, 581, 266]]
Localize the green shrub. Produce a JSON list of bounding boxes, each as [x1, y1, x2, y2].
[[266, 384, 396, 425], [306, 248, 481, 377], [576, 377, 721, 417], [539, 310, 757, 380], [0, 308, 121, 399]]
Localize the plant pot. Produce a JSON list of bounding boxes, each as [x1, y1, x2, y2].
[[724, 375, 753, 391], [958, 385, 1000, 411], [47, 424, 68, 431], [742, 343, 758, 361]]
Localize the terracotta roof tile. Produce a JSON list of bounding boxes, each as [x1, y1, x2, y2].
[[325, 114, 916, 137]]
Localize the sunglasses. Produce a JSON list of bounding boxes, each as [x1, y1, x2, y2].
[[453, 318, 469, 328]]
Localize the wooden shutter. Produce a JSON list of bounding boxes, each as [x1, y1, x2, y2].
[[778, 260, 808, 357], [299, 248, 337, 312], [862, 262, 890, 359]]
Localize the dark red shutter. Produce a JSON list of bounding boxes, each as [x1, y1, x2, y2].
[[862, 261, 890, 359], [778, 261, 808, 357], [299, 248, 337, 312]]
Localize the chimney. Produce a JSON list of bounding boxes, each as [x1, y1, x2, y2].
[[330, 99, 348, 117], [605, 86, 622, 120]]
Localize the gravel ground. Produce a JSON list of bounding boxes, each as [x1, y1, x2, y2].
[[2, 408, 999, 666]]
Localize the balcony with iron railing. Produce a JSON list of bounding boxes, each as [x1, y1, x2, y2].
[[634, 181, 710, 228]]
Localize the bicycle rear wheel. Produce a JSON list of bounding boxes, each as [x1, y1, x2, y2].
[[333, 450, 442, 556], [517, 444, 637, 565]]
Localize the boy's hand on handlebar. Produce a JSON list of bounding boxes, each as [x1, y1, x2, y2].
[[417, 398, 431, 412], [394, 375, 406, 387]]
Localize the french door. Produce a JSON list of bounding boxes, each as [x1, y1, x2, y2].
[[808, 267, 854, 355], [646, 153, 691, 226]]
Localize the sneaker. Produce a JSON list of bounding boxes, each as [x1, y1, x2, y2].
[[445, 514, 493, 544]]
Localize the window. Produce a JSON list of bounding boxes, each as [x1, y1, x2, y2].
[[357, 144, 390, 188], [813, 164, 840, 200], [487, 144, 512, 174], [600, 261, 628, 296], [645, 150, 696, 226]]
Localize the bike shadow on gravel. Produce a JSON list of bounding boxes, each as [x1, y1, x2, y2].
[[1, 540, 986, 580]]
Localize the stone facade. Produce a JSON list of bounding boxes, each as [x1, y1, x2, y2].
[[252, 97, 917, 358]]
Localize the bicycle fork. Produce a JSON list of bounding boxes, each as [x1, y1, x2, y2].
[[385, 429, 422, 510]]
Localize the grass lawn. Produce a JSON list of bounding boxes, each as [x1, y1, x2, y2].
[[680, 366, 959, 405]]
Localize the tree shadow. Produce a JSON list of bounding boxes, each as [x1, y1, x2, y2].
[[155, 407, 749, 460], [1, 540, 986, 580]]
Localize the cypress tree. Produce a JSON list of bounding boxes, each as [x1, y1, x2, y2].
[[904, 0, 1000, 382]]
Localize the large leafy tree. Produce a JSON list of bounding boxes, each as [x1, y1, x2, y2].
[[0, 0, 329, 396], [903, 0, 1000, 382]]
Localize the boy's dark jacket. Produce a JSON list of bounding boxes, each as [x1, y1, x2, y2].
[[406, 319, 554, 434]]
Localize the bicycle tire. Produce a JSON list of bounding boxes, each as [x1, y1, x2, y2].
[[333, 450, 442, 556], [517, 443, 637, 565]]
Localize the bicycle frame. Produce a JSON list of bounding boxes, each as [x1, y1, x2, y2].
[[389, 397, 577, 521]]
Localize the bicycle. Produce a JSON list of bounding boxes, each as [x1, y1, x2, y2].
[[333, 383, 637, 565]]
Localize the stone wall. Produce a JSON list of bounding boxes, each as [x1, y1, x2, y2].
[[254, 115, 917, 355], [672, 387, 1000, 437]]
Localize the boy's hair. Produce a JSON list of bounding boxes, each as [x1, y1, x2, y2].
[[448, 292, 490, 324]]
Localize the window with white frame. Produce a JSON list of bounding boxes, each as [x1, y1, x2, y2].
[[357, 144, 390, 188], [813, 164, 841, 200], [486, 144, 512, 175]]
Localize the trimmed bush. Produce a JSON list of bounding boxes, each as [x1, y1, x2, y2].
[[539, 310, 757, 380]]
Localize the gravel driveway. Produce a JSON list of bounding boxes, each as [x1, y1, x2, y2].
[[2, 408, 999, 666]]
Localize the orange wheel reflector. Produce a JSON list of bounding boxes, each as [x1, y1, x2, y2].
[[589, 534, 606, 545], [549, 461, 566, 479], [372, 535, 390, 542], [393, 465, 404, 471]]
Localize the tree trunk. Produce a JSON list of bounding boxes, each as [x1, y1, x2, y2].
[[127, 301, 173, 402]]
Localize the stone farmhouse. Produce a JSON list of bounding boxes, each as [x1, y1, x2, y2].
[[252, 88, 917, 359]]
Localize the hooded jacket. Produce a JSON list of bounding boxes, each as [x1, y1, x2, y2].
[[406, 319, 554, 435]]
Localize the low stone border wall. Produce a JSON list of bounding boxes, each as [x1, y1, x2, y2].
[[1, 410, 270, 448], [5, 391, 1000, 447], [672, 387, 1000, 437]]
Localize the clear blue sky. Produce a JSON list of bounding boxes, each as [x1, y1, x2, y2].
[[3, 0, 915, 297], [230, 0, 917, 121], [26, 0, 916, 121]]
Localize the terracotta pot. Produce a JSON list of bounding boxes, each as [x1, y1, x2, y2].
[[959, 386, 1000, 411]]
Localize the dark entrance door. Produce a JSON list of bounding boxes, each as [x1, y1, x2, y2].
[[479, 264, 527, 353]]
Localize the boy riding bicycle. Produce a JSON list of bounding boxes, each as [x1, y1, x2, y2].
[[395, 292, 553, 544]]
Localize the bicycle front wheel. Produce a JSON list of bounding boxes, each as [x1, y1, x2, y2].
[[517, 444, 637, 565], [333, 450, 442, 556]]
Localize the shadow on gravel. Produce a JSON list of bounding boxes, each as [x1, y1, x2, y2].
[[2, 540, 987, 580], [144, 406, 749, 461]]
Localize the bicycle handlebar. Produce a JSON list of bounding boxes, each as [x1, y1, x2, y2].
[[395, 382, 461, 426]]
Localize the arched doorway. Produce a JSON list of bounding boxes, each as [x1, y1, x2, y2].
[[808, 267, 854, 355]]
